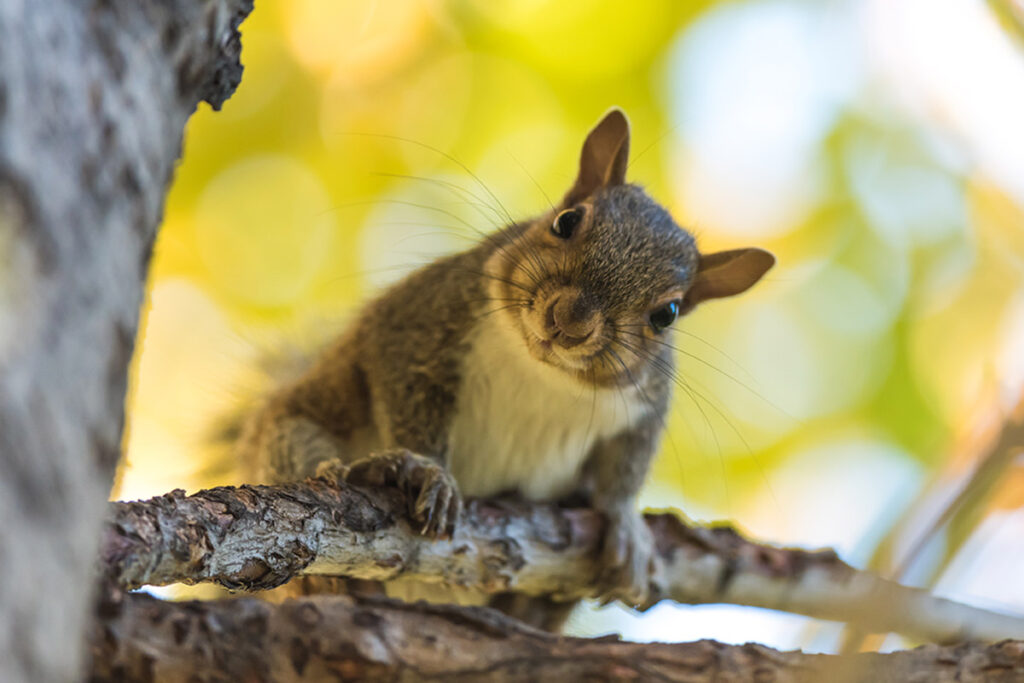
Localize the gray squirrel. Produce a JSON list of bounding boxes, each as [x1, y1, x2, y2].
[[234, 109, 774, 629]]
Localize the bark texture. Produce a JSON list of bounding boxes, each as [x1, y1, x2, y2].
[[103, 480, 1024, 644], [90, 589, 1024, 682], [0, 1, 250, 680]]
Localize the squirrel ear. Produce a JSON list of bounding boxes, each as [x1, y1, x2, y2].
[[564, 108, 631, 205], [686, 248, 775, 306]]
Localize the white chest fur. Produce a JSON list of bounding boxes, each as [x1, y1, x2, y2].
[[446, 316, 648, 501]]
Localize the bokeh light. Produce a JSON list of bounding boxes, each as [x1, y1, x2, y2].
[[123, 0, 1024, 651]]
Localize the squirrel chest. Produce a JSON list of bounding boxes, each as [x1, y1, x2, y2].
[[445, 315, 649, 501]]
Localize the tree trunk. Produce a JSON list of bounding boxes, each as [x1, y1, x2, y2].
[[0, 1, 251, 680]]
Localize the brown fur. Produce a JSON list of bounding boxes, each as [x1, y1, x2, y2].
[[234, 109, 774, 630]]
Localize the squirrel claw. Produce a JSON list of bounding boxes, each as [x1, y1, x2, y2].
[[346, 448, 461, 540]]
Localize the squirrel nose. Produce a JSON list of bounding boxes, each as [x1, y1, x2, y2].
[[545, 290, 601, 348]]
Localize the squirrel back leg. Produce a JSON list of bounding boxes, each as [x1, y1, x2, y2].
[[244, 409, 352, 482], [239, 395, 393, 603]]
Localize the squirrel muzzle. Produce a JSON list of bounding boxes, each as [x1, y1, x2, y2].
[[541, 288, 604, 350]]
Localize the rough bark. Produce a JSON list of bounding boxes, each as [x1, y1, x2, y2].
[[90, 589, 1024, 682], [0, 1, 251, 680], [102, 480, 1024, 644]]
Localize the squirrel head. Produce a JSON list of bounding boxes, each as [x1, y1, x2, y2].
[[484, 109, 775, 386]]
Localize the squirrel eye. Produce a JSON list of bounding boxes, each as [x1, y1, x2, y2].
[[551, 207, 583, 239], [649, 300, 680, 333]]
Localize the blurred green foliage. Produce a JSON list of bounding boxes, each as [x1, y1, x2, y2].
[[123, 0, 1024, 648]]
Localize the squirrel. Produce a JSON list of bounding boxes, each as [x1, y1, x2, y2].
[[233, 108, 774, 630]]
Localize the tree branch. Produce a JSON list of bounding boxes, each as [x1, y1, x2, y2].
[[102, 479, 1024, 644], [90, 589, 1024, 682]]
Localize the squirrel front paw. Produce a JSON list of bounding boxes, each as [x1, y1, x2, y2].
[[596, 509, 654, 608], [344, 448, 462, 539]]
